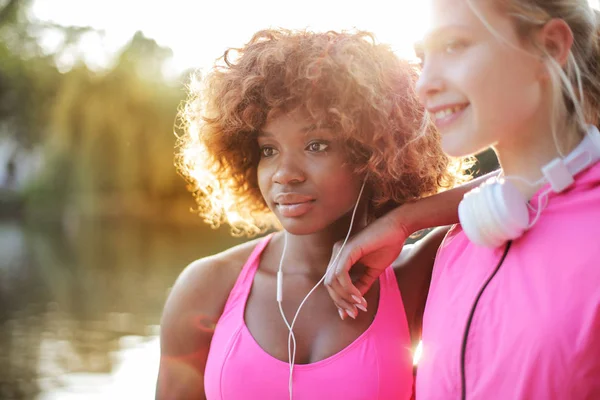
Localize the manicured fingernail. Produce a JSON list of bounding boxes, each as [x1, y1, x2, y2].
[[346, 308, 357, 319], [356, 304, 367, 312], [352, 295, 367, 306], [338, 308, 346, 320]]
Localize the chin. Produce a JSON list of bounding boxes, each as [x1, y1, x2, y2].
[[442, 132, 484, 158], [277, 219, 320, 236], [442, 139, 469, 158]]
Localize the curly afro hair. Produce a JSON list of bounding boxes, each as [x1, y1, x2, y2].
[[176, 29, 471, 236]]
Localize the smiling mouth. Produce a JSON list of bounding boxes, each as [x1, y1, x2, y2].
[[430, 104, 469, 128]]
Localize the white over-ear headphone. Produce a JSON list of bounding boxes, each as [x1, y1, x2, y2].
[[459, 125, 600, 248], [276, 176, 368, 400]]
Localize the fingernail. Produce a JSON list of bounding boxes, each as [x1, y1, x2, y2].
[[346, 308, 357, 319], [338, 308, 346, 320], [356, 304, 367, 312], [351, 295, 365, 305]]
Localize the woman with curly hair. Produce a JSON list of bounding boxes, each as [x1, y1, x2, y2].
[[156, 29, 476, 400]]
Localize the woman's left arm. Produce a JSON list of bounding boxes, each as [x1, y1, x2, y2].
[[324, 169, 500, 314]]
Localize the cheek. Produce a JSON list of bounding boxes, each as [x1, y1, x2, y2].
[[321, 168, 363, 206], [468, 49, 541, 125], [484, 70, 541, 135], [256, 164, 271, 201]]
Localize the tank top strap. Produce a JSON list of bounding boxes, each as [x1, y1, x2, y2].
[[376, 265, 406, 320], [221, 233, 274, 317]]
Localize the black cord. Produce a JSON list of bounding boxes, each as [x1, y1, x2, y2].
[[460, 241, 512, 400]]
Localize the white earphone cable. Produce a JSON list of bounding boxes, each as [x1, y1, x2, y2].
[[277, 177, 367, 400]]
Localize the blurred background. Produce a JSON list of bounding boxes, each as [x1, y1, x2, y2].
[[1, 0, 597, 399]]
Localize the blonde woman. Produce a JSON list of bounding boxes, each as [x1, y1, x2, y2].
[[326, 1, 600, 398]]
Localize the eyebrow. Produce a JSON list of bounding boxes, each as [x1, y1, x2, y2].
[[258, 123, 332, 137], [419, 24, 472, 49]]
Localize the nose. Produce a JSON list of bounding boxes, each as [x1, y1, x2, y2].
[[416, 59, 444, 106], [272, 152, 306, 185]]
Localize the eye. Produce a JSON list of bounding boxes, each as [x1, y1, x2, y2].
[[260, 146, 278, 158], [416, 53, 426, 68], [306, 141, 329, 152], [444, 39, 468, 54]]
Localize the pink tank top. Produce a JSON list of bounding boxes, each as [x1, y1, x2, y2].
[[204, 235, 414, 399], [416, 161, 600, 399]]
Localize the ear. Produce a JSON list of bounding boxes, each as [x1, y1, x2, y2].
[[538, 18, 574, 67]]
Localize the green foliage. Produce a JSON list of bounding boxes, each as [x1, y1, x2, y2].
[[0, 0, 192, 221], [45, 34, 188, 209], [0, 0, 62, 149]]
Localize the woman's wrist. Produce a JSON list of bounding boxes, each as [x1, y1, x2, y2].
[[388, 197, 452, 236], [390, 169, 501, 235]]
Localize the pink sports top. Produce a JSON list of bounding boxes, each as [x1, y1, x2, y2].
[[204, 235, 414, 399], [417, 161, 600, 399]]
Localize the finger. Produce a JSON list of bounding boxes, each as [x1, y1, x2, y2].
[[325, 258, 357, 303], [326, 240, 369, 312], [332, 239, 365, 277], [325, 262, 354, 314], [328, 277, 364, 319], [325, 241, 344, 285], [329, 267, 365, 308], [335, 273, 367, 308], [332, 243, 366, 298], [324, 281, 358, 316], [352, 271, 379, 297], [332, 267, 363, 302]]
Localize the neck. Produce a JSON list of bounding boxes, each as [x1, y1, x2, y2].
[[493, 109, 583, 199], [279, 210, 368, 276]]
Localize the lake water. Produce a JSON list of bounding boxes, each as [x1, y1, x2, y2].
[[0, 218, 243, 399]]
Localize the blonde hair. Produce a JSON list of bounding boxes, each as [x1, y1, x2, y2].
[[468, 0, 600, 153], [176, 29, 470, 237]]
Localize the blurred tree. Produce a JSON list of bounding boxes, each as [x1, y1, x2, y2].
[[0, 0, 192, 221], [41, 31, 188, 219], [0, 0, 20, 25], [0, 0, 97, 150]]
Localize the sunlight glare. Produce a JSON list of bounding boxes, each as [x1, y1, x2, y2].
[[413, 340, 423, 366], [31, 0, 433, 76]]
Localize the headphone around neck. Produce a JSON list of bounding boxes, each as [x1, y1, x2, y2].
[[458, 125, 600, 248]]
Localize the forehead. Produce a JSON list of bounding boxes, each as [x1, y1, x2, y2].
[[429, 0, 484, 26], [262, 110, 312, 133], [423, 0, 513, 41], [261, 109, 331, 137]]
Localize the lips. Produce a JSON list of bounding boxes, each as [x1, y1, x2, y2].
[[427, 103, 470, 129], [274, 193, 315, 205], [274, 193, 316, 218]]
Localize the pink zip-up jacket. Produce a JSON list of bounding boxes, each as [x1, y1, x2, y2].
[[416, 161, 600, 399]]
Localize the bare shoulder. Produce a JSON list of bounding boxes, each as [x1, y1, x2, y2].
[[160, 236, 265, 351], [174, 237, 264, 296], [156, 237, 267, 399], [391, 226, 450, 275]]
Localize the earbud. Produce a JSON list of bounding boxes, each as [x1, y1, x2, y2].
[[459, 125, 600, 248]]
